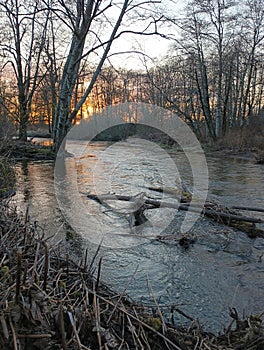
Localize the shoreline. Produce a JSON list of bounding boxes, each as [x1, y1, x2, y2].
[[1, 139, 55, 161], [2, 135, 264, 164], [0, 140, 263, 349], [0, 200, 263, 349]]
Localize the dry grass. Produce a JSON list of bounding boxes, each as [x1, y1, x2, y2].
[[0, 157, 16, 198], [0, 201, 263, 349], [214, 117, 264, 152]]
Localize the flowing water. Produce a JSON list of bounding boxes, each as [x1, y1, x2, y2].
[[13, 139, 264, 333]]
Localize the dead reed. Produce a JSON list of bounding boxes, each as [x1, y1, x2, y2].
[[0, 157, 16, 198], [0, 200, 263, 350]]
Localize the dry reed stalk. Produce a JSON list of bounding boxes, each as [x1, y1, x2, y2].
[[58, 303, 67, 350], [93, 287, 102, 349], [132, 306, 152, 350], [95, 256, 103, 292], [67, 310, 86, 350], [106, 265, 139, 326], [15, 248, 22, 303], [43, 242, 49, 291], [17, 333, 53, 339], [146, 273, 167, 333], [1, 201, 263, 350], [93, 292, 184, 350], [127, 314, 144, 348], [0, 314, 9, 340], [9, 318, 18, 350]]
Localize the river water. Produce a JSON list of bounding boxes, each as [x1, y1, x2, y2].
[[13, 139, 264, 333]]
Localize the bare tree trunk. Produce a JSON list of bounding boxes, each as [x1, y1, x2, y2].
[[0, 0, 49, 141], [53, 0, 132, 151]]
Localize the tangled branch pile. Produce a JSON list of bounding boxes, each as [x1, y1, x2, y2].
[[0, 201, 263, 350]]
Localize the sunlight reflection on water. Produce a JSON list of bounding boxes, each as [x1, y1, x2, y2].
[[13, 141, 264, 333]]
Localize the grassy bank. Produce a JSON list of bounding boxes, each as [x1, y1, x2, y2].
[[0, 201, 263, 350]]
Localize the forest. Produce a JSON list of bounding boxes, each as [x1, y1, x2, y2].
[[0, 0, 263, 151]]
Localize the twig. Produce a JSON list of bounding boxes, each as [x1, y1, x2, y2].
[[9, 318, 18, 350], [24, 204, 29, 224], [43, 242, 49, 291], [93, 291, 184, 350], [93, 289, 102, 349], [88, 240, 103, 274], [173, 308, 194, 322], [95, 256, 103, 292], [17, 333, 53, 338], [15, 247, 22, 303], [0, 314, 9, 340], [31, 242, 40, 283], [68, 310, 86, 350]]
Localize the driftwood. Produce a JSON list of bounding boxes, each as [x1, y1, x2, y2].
[[87, 193, 264, 238], [87, 193, 263, 224], [230, 205, 264, 213]]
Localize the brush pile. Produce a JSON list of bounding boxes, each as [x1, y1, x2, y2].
[[0, 200, 263, 350]]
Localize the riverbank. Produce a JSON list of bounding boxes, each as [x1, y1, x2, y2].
[[0, 139, 263, 349], [0, 139, 55, 161], [204, 146, 261, 162], [0, 157, 16, 198], [0, 200, 263, 350], [203, 122, 264, 164], [3, 123, 264, 164]]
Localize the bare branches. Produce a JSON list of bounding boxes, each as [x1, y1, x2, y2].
[[0, 0, 51, 140]]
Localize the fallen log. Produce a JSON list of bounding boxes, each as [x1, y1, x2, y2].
[[230, 205, 264, 213], [87, 193, 263, 224], [148, 187, 264, 215], [86, 193, 264, 238]]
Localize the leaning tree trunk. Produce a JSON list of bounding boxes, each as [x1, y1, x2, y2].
[[53, 0, 130, 152], [53, 34, 86, 151]]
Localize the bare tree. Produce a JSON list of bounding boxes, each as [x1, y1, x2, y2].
[[0, 0, 50, 140], [48, 0, 165, 151], [158, 0, 263, 139], [240, 0, 264, 122]]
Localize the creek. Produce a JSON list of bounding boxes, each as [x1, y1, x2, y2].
[[13, 138, 264, 333]]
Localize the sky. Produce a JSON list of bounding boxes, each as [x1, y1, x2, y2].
[[105, 0, 184, 69]]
